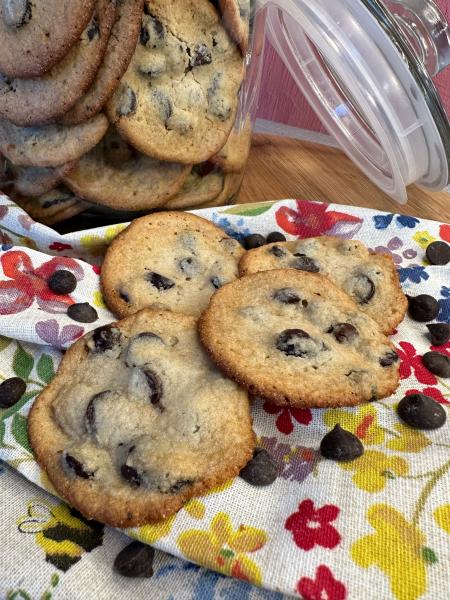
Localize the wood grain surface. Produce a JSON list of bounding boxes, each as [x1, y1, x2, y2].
[[239, 134, 450, 223]]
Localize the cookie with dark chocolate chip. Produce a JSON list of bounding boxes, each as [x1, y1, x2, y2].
[[164, 164, 224, 210], [101, 210, 244, 318], [28, 308, 255, 527], [239, 236, 407, 334], [0, 0, 95, 78], [11, 161, 78, 198], [199, 269, 400, 407], [0, 0, 116, 126], [106, 0, 244, 164], [9, 186, 90, 226], [218, 0, 251, 54]]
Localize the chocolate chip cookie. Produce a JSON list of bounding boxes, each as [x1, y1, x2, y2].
[[63, 127, 190, 210], [164, 165, 224, 209], [107, 0, 244, 164], [219, 0, 251, 54], [0, 0, 116, 126], [61, 0, 144, 125], [10, 186, 90, 225], [11, 161, 78, 198], [211, 117, 251, 172], [0, 114, 108, 167], [199, 269, 400, 407], [28, 309, 255, 526], [101, 211, 245, 318], [239, 236, 407, 334], [0, 0, 95, 78]]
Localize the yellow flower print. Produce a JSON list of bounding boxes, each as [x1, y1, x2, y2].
[[80, 224, 127, 257], [177, 512, 267, 585], [386, 424, 431, 453], [138, 515, 176, 544], [92, 291, 106, 309], [184, 479, 234, 520], [323, 405, 384, 445], [341, 450, 408, 492], [434, 505, 450, 535], [412, 230, 437, 250], [352, 505, 428, 600]]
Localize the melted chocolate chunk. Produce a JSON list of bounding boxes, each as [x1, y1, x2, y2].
[[87, 16, 99, 41], [290, 255, 319, 273], [64, 454, 93, 479], [91, 325, 122, 353], [167, 479, 194, 493], [379, 351, 399, 367], [276, 329, 326, 358], [146, 272, 175, 291], [85, 391, 111, 435], [190, 44, 212, 67], [117, 86, 137, 117], [273, 288, 301, 304], [210, 276, 222, 289], [144, 369, 163, 408], [329, 323, 358, 343], [121, 464, 142, 487], [270, 245, 286, 258], [349, 274, 375, 304]]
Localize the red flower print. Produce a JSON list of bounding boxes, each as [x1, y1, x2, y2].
[[297, 565, 347, 600], [92, 264, 101, 275], [275, 200, 362, 239], [405, 387, 448, 404], [263, 401, 312, 435], [440, 224, 450, 242], [285, 499, 341, 551], [49, 242, 73, 252], [0, 250, 84, 315], [431, 341, 450, 356], [397, 341, 437, 385]]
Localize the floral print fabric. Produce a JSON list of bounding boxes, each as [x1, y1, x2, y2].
[[0, 194, 449, 600]]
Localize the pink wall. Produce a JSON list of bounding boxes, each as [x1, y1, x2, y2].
[[257, 0, 450, 131]]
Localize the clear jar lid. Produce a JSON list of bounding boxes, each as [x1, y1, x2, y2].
[[259, 0, 450, 203]]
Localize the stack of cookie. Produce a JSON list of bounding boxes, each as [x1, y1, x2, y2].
[[29, 211, 405, 527], [0, 0, 252, 225]]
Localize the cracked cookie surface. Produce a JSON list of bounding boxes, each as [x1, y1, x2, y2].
[[28, 309, 255, 526], [107, 0, 244, 164], [199, 269, 400, 407], [239, 236, 407, 334], [101, 211, 245, 318]]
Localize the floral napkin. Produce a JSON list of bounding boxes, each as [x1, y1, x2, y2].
[[0, 193, 449, 600]]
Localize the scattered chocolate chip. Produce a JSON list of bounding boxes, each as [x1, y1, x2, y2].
[[270, 245, 286, 258], [244, 234, 266, 249], [113, 541, 155, 578], [276, 329, 326, 358], [210, 276, 222, 289], [179, 257, 199, 278], [143, 369, 163, 407], [67, 303, 98, 323], [349, 274, 375, 304], [290, 255, 319, 273], [119, 289, 130, 303], [117, 86, 137, 117], [3, 0, 32, 28], [329, 323, 358, 343], [91, 325, 121, 353], [239, 448, 278, 486], [146, 271, 175, 291], [64, 454, 93, 479], [422, 352, 450, 377], [0, 377, 26, 408], [407, 294, 439, 322], [266, 231, 286, 244], [87, 16, 99, 41], [379, 351, 399, 367], [427, 323, 450, 346], [48, 270, 77, 295], [397, 394, 446, 429], [121, 464, 142, 487], [320, 424, 364, 461], [168, 479, 194, 493], [190, 43, 212, 67], [426, 241, 450, 265], [273, 288, 300, 304]]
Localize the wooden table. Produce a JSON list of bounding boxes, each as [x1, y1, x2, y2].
[[239, 134, 450, 223]]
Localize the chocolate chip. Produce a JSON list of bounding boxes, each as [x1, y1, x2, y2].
[[379, 351, 399, 367], [64, 454, 93, 479], [87, 16, 99, 41], [273, 288, 300, 304], [407, 294, 439, 322], [276, 329, 326, 358], [146, 272, 175, 291], [119, 289, 130, 303], [266, 232, 286, 244], [243, 234, 266, 249], [320, 424, 364, 461], [144, 369, 163, 407], [117, 86, 137, 117], [397, 394, 446, 430], [152, 89, 173, 122], [239, 448, 278, 486], [178, 257, 199, 278], [0, 377, 26, 408], [3, 0, 32, 28], [270, 245, 286, 258], [422, 352, 450, 377], [427, 323, 450, 346], [349, 274, 375, 304], [85, 391, 111, 435], [210, 276, 222, 289], [168, 479, 194, 493], [329, 323, 358, 343], [114, 541, 155, 578], [290, 255, 319, 273], [207, 73, 232, 120], [190, 43, 212, 67], [140, 25, 150, 46], [91, 325, 121, 353], [67, 303, 98, 323], [426, 241, 450, 265], [120, 464, 142, 487], [48, 270, 77, 295]]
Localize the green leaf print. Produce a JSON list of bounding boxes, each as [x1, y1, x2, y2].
[[12, 412, 31, 454], [6, 590, 32, 600], [221, 201, 276, 217], [0, 336, 11, 352], [421, 546, 438, 564], [13, 345, 34, 380], [37, 354, 55, 384]]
